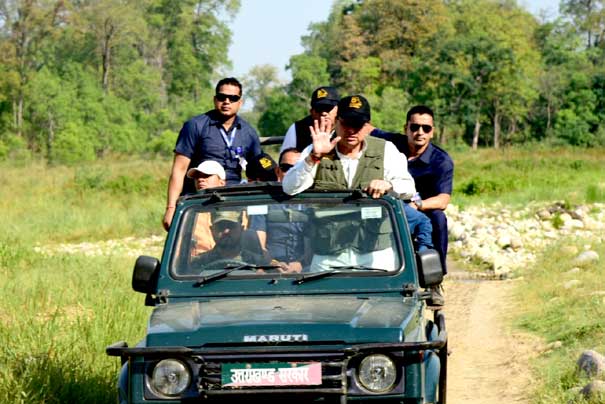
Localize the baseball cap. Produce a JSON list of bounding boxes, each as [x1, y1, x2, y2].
[[337, 95, 371, 128], [211, 210, 243, 225], [310, 86, 340, 109], [186, 160, 226, 180], [245, 152, 278, 181]]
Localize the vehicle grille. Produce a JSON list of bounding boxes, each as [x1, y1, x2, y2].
[[197, 353, 347, 396]]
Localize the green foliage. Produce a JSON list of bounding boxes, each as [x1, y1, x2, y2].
[[0, 0, 238, 163], [147, 129, 178, 156], [257, 91, 306, 136], [51, 122, 97, 164]]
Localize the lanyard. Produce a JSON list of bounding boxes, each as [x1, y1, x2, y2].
[[220, 126, 246, 171], [220, 127, 237, 149]]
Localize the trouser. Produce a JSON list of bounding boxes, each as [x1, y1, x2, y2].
[[422, 209, 448, 274]]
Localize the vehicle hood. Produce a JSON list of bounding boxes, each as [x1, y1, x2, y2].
[[145, 295, 422, 347]]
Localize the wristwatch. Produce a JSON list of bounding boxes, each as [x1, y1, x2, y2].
[[411, 192, 423, 210]]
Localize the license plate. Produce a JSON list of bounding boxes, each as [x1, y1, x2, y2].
[[221, 362, 322, 387]]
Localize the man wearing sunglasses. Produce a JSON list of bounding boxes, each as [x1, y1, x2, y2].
[[403, 106, 453, 277], [279, 86, 340, 153], [163, 77, 261, 231]]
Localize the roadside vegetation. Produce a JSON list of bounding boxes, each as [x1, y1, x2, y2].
[[0, 147, 603, 402], [514, 238, 605, 403]]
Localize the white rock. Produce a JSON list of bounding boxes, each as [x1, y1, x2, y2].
[[574, 251, 600, 266], [497, 235, 511, 249]]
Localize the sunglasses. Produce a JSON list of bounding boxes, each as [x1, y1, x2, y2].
[[313, 104, 335, 114], [279, 163, 294, 172], [215, 93, 241, 102], [409, 123, 433, 133]]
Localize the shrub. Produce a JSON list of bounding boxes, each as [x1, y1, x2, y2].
[[50, 122, 97, 164]]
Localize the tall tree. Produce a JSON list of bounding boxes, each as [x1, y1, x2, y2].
[[71, 0, 148, 93], [0, 0, 65, 137]]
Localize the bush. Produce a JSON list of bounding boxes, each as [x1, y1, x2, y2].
[[147, 130, 177, 156], [50, 122, 97, 164]]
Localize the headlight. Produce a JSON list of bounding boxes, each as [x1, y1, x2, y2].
[[357, 354, 397, 393], [151, 359, 191, 396]]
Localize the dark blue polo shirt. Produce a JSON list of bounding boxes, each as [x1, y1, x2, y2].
[[175, 110, 261, 192], [370, 129, 453, 199]]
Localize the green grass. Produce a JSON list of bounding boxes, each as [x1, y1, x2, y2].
[[0, 243, 150, 403], [0, 147, 603, 402], [450, 146, 605, 208], [0, 158, 169, 244], [514, 239, 605, 404]]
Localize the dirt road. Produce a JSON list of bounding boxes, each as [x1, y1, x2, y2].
[[443, 264, 541, 403]]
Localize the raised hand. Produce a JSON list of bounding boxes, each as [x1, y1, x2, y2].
[[309, 116, 340, 157]]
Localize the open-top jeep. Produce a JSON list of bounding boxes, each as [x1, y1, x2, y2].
[[107, 184, 447, 403]]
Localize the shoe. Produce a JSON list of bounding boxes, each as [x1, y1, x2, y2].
[[427, 284, 444, 308]]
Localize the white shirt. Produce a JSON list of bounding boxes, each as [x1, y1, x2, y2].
[[279, 123, 297, 153], [282, 139, 416, 198]]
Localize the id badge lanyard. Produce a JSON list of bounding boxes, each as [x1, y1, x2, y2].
[[220, 127, 247, 171]]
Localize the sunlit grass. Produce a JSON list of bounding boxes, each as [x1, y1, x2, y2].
[[513, 238, 605, 404], [0, 243, 150, 403], [0, 148, 603, 402]]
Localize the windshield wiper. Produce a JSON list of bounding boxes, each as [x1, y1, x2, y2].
[[293, 269, 338, 285], [193, 264, 282, 287], [329, 265, 389, 272]]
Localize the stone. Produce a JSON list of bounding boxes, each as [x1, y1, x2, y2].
[[567, 219, 584, 229], [510, 238, 523, 251], [565, 267, 581, 275], [574, 251, 600, 267], [577, 350, 605, 378], [559, 212, 573, 223], [580, 380, 605, 399], [497, 235, 511, 249], [449, 223, 466, 240], [536, 209, 551, 220]]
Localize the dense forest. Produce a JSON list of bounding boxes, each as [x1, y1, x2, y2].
[[1, 0, 604, 164]]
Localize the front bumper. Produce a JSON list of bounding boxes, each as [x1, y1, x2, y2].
[[107, 313, 446, 403]]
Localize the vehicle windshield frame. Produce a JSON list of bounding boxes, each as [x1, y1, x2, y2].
[[168, 195, 406, 280]]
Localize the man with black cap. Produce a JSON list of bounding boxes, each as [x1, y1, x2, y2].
[[279, 86, 339, 153], [282, 94, 415, 199]]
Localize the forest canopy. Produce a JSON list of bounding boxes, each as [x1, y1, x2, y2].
[[1, 0, 604, 164]]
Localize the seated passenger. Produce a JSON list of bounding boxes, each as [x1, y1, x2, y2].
[[187, 160, 226, 254], [248, 149, 310, 273], [192, 211, 268, 269]]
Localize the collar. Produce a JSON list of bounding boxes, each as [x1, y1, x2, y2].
[[409, 142, 434, 164], [208, 110, 241, 129], [335, 139, 367, 160]]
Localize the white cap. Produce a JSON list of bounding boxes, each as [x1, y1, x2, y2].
[[186, 160, 226, 180]]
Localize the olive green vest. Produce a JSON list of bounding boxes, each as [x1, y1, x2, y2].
[[312, 136, 385, 191], [310, 136, 392, 255]]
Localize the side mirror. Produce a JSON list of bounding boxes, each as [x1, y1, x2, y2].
[[132, 255, 160, 294], [417, 249, 443, 288]]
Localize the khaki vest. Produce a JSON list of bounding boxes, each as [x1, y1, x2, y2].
[[312, 136, 385, 190], [310, 136, 392, 255]]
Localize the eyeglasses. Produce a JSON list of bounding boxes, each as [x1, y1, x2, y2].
[[313, 104, 335, 114], [279, 163, 294, 172], [215, 93, 241, 102], [409, 123, 433, 133]]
